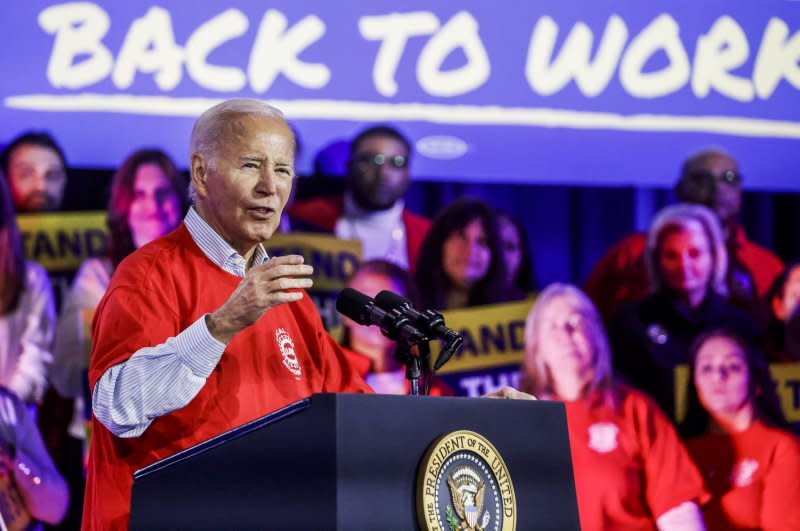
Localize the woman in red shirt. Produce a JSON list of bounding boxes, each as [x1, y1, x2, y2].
[[521, 283, 709, 530], [681, 330, 800, 530]]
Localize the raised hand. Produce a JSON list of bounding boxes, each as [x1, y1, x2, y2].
[[206, 255, 313, 344]]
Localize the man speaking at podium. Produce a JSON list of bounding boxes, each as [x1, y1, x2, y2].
[[82, 99, 371, 530]]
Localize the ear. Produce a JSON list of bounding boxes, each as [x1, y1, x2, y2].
[[773, 295, 787, 321], [190, 153, 210, 199]]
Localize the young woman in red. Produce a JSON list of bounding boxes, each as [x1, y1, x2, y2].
[[681, 330, 800, 530]]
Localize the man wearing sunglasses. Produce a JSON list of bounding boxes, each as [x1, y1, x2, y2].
[[289, 125, 430, 272], [585, 148, 784, 325]]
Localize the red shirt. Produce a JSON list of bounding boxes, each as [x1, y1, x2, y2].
[[82, 225, 371, 530], [565, 386, 709, 530], [685, 420, 800, 530]]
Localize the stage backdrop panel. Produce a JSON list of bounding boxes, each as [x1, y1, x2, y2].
[[1, 1, 798, 189]]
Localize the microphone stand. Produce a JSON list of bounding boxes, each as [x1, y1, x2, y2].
[[393, 334, 431, 396]]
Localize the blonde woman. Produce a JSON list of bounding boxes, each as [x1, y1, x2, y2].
[[522, 283, 708, 530]]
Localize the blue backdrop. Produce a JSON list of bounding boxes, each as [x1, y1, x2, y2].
[[1, 1, 799, 189]]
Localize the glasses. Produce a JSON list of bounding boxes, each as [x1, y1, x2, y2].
[[716, 170, 742, 185], [352, 152, 408, 169]]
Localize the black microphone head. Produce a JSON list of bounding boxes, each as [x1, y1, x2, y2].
[[375, 290, 412, 311], [336, 288, 374, 325]]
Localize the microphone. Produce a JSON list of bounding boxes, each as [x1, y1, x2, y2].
[[374, 291, 463, 370], [335, 288, 426, 344]]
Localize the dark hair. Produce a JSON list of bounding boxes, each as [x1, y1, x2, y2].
[[1, 131, 67, 175], [497, 211, 537, 293], [415, 197, 511, 310], [0, 171, 25, 314], [679, 329, 787, 438], [107, 149, 189, 267], [350, 125, 411, 157]]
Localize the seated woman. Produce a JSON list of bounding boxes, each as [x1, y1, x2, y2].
[[50, 149, 188, 526], [680, 330, 800, 530], [415, 198, 518, 310], [521, 283, 708, 530], [52, 148, 188, 407], [497, 211, 537, 296], [0, 171, 55, 404], [0, 387, 69, 529], [610, 203, 758, 420]]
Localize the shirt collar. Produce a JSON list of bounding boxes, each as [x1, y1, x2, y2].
[[184, 206, 269, 276]]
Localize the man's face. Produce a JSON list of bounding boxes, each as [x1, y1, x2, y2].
[[347, 135, 410, 211], [705, 154, 742, 226], [7, 144, 67, 212], [192, 114, 294, 255]]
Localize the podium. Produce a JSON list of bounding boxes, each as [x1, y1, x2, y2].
[[130, 393, 579, 530]]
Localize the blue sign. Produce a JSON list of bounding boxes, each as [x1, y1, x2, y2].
[[1, 1, 798, 189]]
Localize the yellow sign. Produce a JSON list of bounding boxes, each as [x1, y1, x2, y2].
[[17, 211, 108, 272], [433, 298, 535, 375], [675, 362, 800, 423], [417, 430, 516, 531], [770, 364, 800, 423], [263, 233, 362, 292]]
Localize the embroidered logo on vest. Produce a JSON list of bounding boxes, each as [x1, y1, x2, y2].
[[587, 422, 619, 454], [275, 328, 302, 380], [731, 458, 759, 488]]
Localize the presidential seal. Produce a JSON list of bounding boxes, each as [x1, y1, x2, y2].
[[417, 430, 516, 531]]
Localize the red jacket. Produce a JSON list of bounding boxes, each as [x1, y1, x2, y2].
[[288, 195, 431, 272]]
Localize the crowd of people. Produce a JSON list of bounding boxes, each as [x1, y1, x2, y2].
[[0, 98, 798, 529]]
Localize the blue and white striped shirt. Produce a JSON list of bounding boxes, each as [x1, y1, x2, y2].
[[92, 207, 270, 438]]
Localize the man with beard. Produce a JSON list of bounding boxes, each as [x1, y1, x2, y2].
[[1, 132, 68, 213], [289, 125, 430, 271]]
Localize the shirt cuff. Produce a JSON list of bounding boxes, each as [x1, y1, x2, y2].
[[175, 315, 226, 378]]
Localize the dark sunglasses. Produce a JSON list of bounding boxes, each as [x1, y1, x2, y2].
[[352, 152, 408, 169]]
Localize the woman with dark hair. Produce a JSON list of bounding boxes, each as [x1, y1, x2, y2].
[[415, 198, 516, 310], [680, 330, 800, 530], [0, 171, 56, 403], [521, 283, 708, 530], [50, 149, 188, 528], [497, 211, 536, 295], [610, 203, 758, 421]]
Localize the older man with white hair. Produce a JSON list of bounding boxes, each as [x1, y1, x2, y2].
[[82, 99, 371, 530]]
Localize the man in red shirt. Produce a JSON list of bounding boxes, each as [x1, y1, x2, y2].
[[82, 100, 371, 530]]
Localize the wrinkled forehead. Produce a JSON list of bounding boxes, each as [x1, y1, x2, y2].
[[214, 114, 294, 156]]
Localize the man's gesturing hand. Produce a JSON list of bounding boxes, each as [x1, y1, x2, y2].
[[206, 255, 313, 344]]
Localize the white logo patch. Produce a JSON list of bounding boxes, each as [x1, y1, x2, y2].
[[275, 328, 301, 380], [731, 458, 759, 488], [588, 422, 619, 454]]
